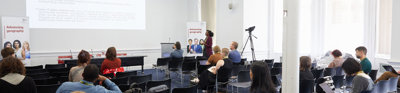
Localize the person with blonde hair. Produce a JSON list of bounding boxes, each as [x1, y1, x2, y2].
[[205, 45, 223, 65]]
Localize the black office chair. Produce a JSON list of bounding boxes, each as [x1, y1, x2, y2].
[[230, 65, 245, 79], [270, 67, 282, 76], [323, 68, 334, 76], [26, 65, 43, 70], [45, 64, 65, 69], [172, 85, 197, 93], [312, 69, 323, 80], [154, 58, 171, 79], [368, 70, 378, 81], [168, 58, 183, 78], [146, 79, 171, 93], [29, 72, 51, 79], [34, 77, 59, 85], [273, 63, 282, 68], [36, 84, 60, 93], [129, 74, 152, 84], [58, 76, 68, 83], [111, 76, 129, 85], [299, 79, 314, 93], [229, 70, 252, 93], [332, 75, 344, 88], [271, 75, 281, 86], [26, 69, 47, 75], [264, 59, 274, 64], [181, 59, 197, 85], [116, 71, 137, 78]]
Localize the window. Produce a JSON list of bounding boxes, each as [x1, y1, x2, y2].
[[376, 0, 392, 59], [324, 0, 365, 54]]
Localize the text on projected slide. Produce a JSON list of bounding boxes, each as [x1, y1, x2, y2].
[[27, 0, 145, 30]]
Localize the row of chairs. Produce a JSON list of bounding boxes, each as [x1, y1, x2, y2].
[[25, 64, 68, 93], [370, 76, 399, 93]]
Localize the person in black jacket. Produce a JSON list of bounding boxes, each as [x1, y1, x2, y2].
[[0, 56, 36, 93]]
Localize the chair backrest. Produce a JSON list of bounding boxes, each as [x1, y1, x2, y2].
[[182, 59, 197, 72], [129, 74, 152, 84], [368, 70, 378, 81], [323, 68, 334, 76], [300, 79, 314, 93], [271, 75, 281, 86], [237, 70, 251, 82], [146, 79, 171, 91], [312, 69, 323, 79], [111, 76, 129, 85], [172, 85, 197, 93], [26, 69, 47, 75], [264, 59, 274, 64], [36, 84, 60, 93], [240, 58, 247, 64], [375, 80, 389, 93], [46, 68, 68, 73], [157, 58, 170, 66], [26, 65, 43, 70], [45, 64, 65, 69], [116, 71, 137, 78], [273, 63, 282, 68], [29, 72, 51, 79], [334, 67, 343, 76], [270, 67, 282, 76], [388, 76, 399, 92], [34, 77, 59, 85], [168, 58, 183, 69], [332, 75, 344, 88], [231, 65, 245, 77]]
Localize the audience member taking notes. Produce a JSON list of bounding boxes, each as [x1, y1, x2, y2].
[[342, 58, 373, 93]]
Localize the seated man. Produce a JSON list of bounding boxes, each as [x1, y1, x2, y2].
[[229, 41, 241, 64], [56, 64, 122, 93]]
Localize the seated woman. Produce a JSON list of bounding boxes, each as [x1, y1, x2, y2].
[[328, 49, 344, 68], [250, 61, 276, 93], [101, 47, 122, 74], [374, 66, 400, 87], [69, 50, 91, 82], [342, 58, 374, 93], [170, 42, 183, 58], [205, 46, 223, 66], [0, 57, 36, 93], [300, 56, 314, 81], [198, 47, 233, 92]]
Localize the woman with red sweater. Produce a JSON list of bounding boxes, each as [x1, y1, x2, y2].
[[101, 47, 121, 73]]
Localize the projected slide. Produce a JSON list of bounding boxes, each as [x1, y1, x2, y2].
[[27, 0, 145, 30]]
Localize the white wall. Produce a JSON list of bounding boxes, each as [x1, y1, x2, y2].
[[391, 0, 400, 62], [215, 0, 244, 50], [0, 0, 199, 68], [243, 0, 270, 60]]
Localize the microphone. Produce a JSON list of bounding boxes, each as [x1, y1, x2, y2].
[[91, 49, 94, 57], [70, 50, 73, 59]]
